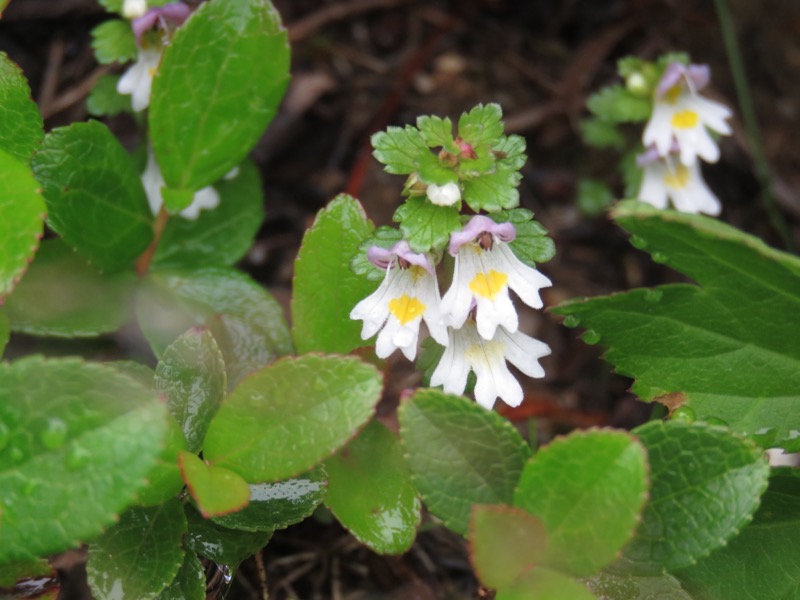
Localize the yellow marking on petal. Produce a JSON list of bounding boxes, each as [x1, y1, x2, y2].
[[663, 165, 691, 189], [670, 109, 699, 129], [663, 85, 683, 105], [469, 270, 508, 300], [388, 294, 426, 325]]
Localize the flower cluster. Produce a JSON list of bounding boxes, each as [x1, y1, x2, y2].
[[637, 62, 732, 215], [351, 215, 551, 410]]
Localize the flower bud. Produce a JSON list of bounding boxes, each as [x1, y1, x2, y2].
[[426, 182, 461, 206], [122, 0, 148, 19]]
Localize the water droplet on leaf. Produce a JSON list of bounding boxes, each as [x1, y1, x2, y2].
[[630, 235, 648, 250], [703, 417, 728, 428], [562, 315, 580, 328], [671, 406, 695, 423], [66, 445, 91, 470], [644, 289, 663, 303], [40, 418, 68, 450], [581, 330, 601, 345], [651, 251, 668, 264]]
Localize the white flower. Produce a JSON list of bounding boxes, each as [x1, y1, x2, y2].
[[122, 0, 148, 19], [440, 215, 552, 340], [350, 241, 448, 361], [643, 62, 732, 166], [637, 151, 720, 216], [117, 46, 161, 112], [141, 150, 220, 220], [430, 320, 550, 410], [426, 182, 461, 206]]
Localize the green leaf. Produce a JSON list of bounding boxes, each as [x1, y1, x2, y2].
[[91, 19, 137, 65], [204, 354, 382, 482], [492, 133, 527, 171], [458, 103, 504, 149], [398, 389, 532, 535], [619, 421, 770, 573], [676, 471, 800, 600], [324, 420, 421, 554], [0, 311, 8, 357], [32, 120, 153, 272], [469, 505, 547, 590], [0, 558, 54, 588], [155, 327, 226, 452], [179, 451, 250, 518], [489, 208, 555, 267], [577, 178, 615, 217], [5, 239, 135, 337], [417, 114, 457, 151], [394, 197, 461, 253], [136, 267, 292, 389], [496, 567, 597, 600], [149, 0, 290, 191], [0, 357, 168, 563], [587, 85, 652, 123], [87, 499, 187, 600], [292, 194, 376, 354], [212, 466, 327, 532], [87, 74, 133, 117], [0, 149, 45, 299], [157, 551, 205, 600], [461, 165, 521, 212], [152, 160, 264, 269], [0, 52, 44, 162], [184, 504, 271, 566], [514, 429, 648, 577], [371, 125, 430, 175], [587, 571, 692, 600], [553, 201, 800, 449], [350, 226, 403, 282], [135, 416, 187, 507], [580, 117, 626, 149], [620, 150, 644, 199]]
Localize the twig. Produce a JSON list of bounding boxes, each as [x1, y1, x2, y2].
[[288, 0, 421, 43], [41, 65, 112, 120], [135, 205, 170, 277], [38, 35, 65, 113], [254, 551, 269, 600]]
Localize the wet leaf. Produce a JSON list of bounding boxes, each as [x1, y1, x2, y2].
[[179, 451, 250, 518], [0, 52, 44, 162], [184, 504, 270, 567]]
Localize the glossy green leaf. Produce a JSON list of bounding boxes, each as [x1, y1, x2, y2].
[[554, 201, 800, 449], [149, 0, 289, 191], [676, 471, 800, 600], [620, 421, 770, 573], [394, 197, 461, 253], [179, 451, 250, 518], [212, 466, 326, 532], [135, 416, 187, 507], [0, 52, 44, 162], [203, 354, 382, 482], [32, 120, 153, 271], [87, 74, 132, 117], [5, 239, 135, 337], [87, 499, 187, 600], [0, 149, 45, 300], [398, 389, 532, 535], [325, 420, 421, 554], [292, 194, 375, 354], [587, 571, 692, 600], [155, 327, 226, 452], [153, 160, 264, 268], [0, 357, 168, 563], [184, 504, 271, 566], [514, 429, 647, 577], [91, 19, 136, 65], [136, 267, 292, 389], [157, 551, 205, 600], [469, 505, 547, 590], [496, 567, 597, 600]]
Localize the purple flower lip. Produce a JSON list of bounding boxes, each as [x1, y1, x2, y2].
[[132, 2, 192, 42], [448, 215, 516, 255], [656, 62, 710, 99], [636, 141, 681, 166], [367, 240, 434, 275]]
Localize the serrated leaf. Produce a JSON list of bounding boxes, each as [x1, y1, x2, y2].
[[149, 0, 289, 191], [91, 19, 137, 64], [136, 267, 292, 389], [184, 504, 271, 566], [514, 429, 648, 577], [587, 571, 692, 600], [394, 197, 461, 253], [580, 117, 626, 149], [492, 134, 527, 171], [416, 150, 459, 185], [469, 505, 547, 590], [461, 166, 520, 212], [371, 125, 430, 174], [417, 114, 457, 151], [619, 421, 770, 573], [155, 327, 226, 452], [204, 355, 383, 482], [32, 120, 153, 272], [489, 208, 555, 267], [179, 451, 250, 518], [458, 103, 504, 149], [553, 201, 800, 449], [152, 160, 264, 269], [292, 194, 376, 354], [0, 52, 44, 162], [587, 85, 652, 123], [212, 466, 327, 532], [0, 357, 168, 563], [5, 239, 135, 337], [87, 499, 187, 600], [398, 389, 532, 535], [157, 551, 205, 600], [676, 471, 800, 600], [87, 74, 133, 117], [350, 226, 403, 282], [325, 420, 421, 554], [0, 149, 45, 300], [496, 567, 597, 600]]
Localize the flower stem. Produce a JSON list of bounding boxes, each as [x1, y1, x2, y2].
[[135, 206, 169, 276]]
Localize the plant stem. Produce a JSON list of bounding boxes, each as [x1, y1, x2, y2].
[[135, 205, 169, 276]]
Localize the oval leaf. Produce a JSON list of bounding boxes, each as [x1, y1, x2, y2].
[[135, 416, 187, 507], [0, 52, 44, 162], [184, 504, 271, 567], [514, 429, 648, 577], [179, 451, 250, 518], [157, 551, 205, 600], [149, 0, 289, 191], [497, 567, 597, 600], [324, 420, 421, 554], [203, 354, 382, 482], [398, 389, 532, 535]]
